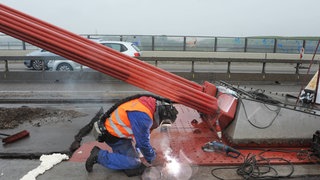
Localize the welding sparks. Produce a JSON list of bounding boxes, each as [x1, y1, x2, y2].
[[160, 149, 195, 179], [143, 123, 194, 179], [163, 149, 181, 177]]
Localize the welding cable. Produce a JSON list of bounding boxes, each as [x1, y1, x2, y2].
[[250, 88, 320, 113], [218, 82, 281, 105], [249, 89, 282, 105], [210, 166, 241, 180], [69, 107, 104, 154], [238, 153, 294, 179], [210, 152, 295, 180], [240, 148, 318, 164], [239, 99, 281, 129], [217, 81, 254, 98], [218, 81, 283, 106], [214, 87, 281, 129]]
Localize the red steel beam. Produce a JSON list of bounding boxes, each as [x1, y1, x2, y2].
[[0, 4, 218, 115]]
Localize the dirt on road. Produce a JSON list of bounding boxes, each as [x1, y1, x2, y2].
[[0, 106, 87, 129]]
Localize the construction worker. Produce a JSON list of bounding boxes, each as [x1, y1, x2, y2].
[[85, 94, 178, 176]]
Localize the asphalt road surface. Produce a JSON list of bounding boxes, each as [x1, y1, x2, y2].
[[0, 82, 319, 180]]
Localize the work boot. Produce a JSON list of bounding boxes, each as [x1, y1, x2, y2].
[[123, 164, 147, 177], [85, 146, 100, 172]]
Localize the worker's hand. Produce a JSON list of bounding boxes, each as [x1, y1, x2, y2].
[[143, 149, 156, 166], [140, 158, 152, 167], [144, 153, 165, 167]]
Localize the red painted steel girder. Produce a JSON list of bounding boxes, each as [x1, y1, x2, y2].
[[0, 4, 218, 115]]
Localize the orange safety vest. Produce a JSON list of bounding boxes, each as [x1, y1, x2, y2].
[[104, 99, 154, 138]]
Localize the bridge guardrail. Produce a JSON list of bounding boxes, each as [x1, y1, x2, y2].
[[1, 55, 319, 75], [138, 56, 320, 75]]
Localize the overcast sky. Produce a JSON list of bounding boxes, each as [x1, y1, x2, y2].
[[1, 0, 320, 37]]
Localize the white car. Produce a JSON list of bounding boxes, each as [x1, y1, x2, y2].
[[25, 40, 142, 71], [24, 49, 54, 70]]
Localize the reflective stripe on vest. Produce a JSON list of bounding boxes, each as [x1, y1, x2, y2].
[[108, 108, 133, 138], [105, 99, 153, 138]]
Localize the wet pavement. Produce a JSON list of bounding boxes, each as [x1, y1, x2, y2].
[[0, 103, 223, 180], [0, 81, 320, 179]]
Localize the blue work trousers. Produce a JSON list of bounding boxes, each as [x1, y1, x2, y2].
[[97, 138, 141, 170]]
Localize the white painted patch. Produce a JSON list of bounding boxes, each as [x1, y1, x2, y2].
[[20, 153, 69, 180]]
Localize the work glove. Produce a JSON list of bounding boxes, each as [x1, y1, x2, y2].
[[146, 159, 152, 164]]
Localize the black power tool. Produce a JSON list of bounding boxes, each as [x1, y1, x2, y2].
[[202, 141, 241, 158]]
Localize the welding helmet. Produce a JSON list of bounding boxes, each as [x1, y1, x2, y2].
[[154, 101, 178, 127]]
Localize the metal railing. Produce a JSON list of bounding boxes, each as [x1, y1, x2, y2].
[[1, 55, 319, 83], [1, 34, 320, 54], [138, 57, 320, 75], [1, 55, 319, 75]]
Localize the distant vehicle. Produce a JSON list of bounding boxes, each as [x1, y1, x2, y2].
[[24, 40, 142, 71], [24, 49, 52, 70]]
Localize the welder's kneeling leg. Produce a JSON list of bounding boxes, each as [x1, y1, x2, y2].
[[123, 164, 147, 177], [85, 146, 101, 172]]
